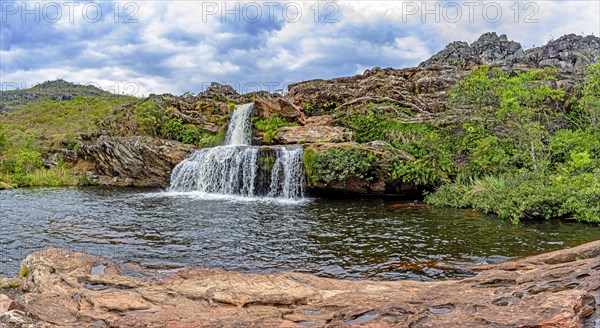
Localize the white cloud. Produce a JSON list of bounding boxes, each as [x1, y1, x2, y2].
[[1, 1, 599, 95]]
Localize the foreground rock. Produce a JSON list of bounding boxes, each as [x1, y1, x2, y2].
[[1, 241, 599, 327]]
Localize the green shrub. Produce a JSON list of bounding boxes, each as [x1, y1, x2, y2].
[[134, 100, 164, 136], [65, 135, 81, 151], [1, 148, 42, 175], [0, 131, 7, 155], [303, 100, 337, 116], [426, 169, 600, 223], [0, 166, 78, 188], [386, 125, 455, 186], [323, 100, 338, 112], [197, 125, 227, 148], [549, 128, 600, 164], [344, 112, 390, 143], [254, 115, 293, 144], [311, 147, 377, 184], [465, 135, 511, 177], [570, 63, 600, 128]]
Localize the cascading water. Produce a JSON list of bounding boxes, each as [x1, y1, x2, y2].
[[168, 103, 306, 200], [224, 103, 253, 146]]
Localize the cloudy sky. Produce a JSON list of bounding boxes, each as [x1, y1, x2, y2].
[[1, 1, 599, 96]]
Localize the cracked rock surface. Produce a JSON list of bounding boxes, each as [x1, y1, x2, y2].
[[1, 241, 599, 327]]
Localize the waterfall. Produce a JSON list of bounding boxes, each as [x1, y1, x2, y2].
[[168, 103, 306, 200], [224, 103, 253, 146]]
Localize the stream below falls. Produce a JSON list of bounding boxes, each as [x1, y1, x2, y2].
[[1, 187, 599, 281]]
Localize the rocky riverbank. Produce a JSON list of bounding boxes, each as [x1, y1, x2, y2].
[[0, 241, 599, 327]]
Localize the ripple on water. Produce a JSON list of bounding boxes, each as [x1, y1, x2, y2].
[[1, 187, 599, 281]]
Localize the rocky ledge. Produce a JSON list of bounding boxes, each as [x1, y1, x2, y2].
[[1, 241, 599, 327]]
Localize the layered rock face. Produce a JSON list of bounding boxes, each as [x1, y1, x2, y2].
[[78, 136, 194, 187], [1, 241, 599, 327]]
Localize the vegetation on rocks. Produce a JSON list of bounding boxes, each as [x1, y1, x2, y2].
[[425, 64, 600, 223], [339, 110, 454, 187], [253, 115, 294, 144], [0, 34, 598, 224], [133, 100, 227, 147], [313, 62, 599, 223], [307, 146, 378, 185], [0, 93, 135, 187]]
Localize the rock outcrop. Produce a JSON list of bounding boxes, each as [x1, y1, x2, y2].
[[528, 34, 600, 70], [1, 241, 599, 327], [285, 66, 462, 114], [78, 135, 194, 187], [419, 32, 526, 69], [419, 32, 600, 71]]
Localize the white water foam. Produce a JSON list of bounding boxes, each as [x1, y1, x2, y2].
[[168, 103, 306, 200]]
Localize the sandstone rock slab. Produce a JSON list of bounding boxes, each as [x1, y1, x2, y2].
[[2, 241, 598, 327]]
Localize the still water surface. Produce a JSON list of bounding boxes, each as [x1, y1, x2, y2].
[[1, 187, 599, 280]]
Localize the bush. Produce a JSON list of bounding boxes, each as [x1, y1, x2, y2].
[[386, 124, 455, 186], [254, 115, 293, 144], [0, 131, 7, 155], [134, 100, 164, 136], [0, 166, 78, 187], [344, 111, 390, 143], [570, 63, 600, 128], [1, 148, 42, 175], [549, 128, 600, 164], [197, 125, 227, 148], [311, 147, 377, 184], [426, 169, 600, 223]]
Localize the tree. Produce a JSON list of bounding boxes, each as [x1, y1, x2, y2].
[[449, 66, 564, 172], [573, 63, 600, 129]]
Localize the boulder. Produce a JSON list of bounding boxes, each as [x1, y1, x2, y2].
[[0, 294, 12, 313], [277, 125, 353, 144], [78, 136, 194, 187], [528, 34, 600, 70], [253, 97, 306, 122], [3, 241, 600, 327], [420, 32, 600, 73]]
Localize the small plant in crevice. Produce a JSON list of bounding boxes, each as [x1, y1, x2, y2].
[[259, 154, 276, 172], [19, 266, 29, 278]]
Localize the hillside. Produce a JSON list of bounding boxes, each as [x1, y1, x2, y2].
[[0, 79, 127, 113], [0, 81, 138, 187]]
